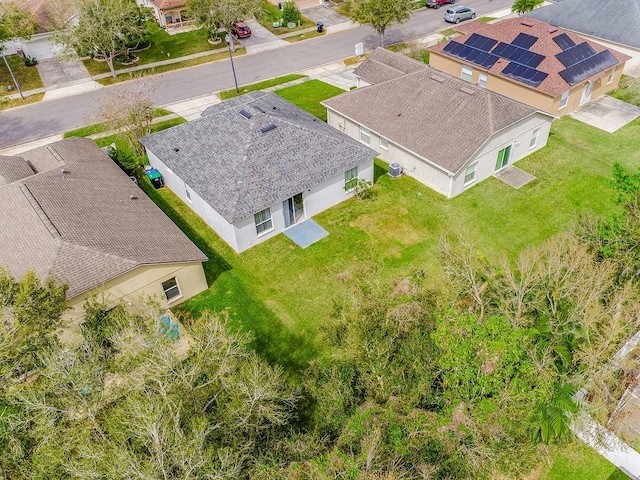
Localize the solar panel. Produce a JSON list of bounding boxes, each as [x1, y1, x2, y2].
[[553, 33, 576, 51], [518, 50, 544, 68], [558, 50, 618, 85], [443, 40, 500, 69], [512, 33, 538, 49], [464, 33, 498, 52], [556, 42, 597, 68], [502, 62, 548, 87]]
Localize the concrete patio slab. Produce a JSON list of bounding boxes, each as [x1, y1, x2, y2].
[[569, 95, 640, 133], [494, 165, 536, 189], [284, 219, 328, 248]]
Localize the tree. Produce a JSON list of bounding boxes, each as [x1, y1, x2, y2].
[[97, 84, 155, 158], [186, 0, 262, 40], [512, 0, 544, 15], [0, 3, 38, 99], [346, 0, 412, 47], [54, 0, 149, 78]]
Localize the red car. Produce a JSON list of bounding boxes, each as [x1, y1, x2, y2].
[[426, 0, 455, 8], [231, 20, 252, 39]]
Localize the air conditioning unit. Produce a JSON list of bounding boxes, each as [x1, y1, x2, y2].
[[389, 163, 403, 178]]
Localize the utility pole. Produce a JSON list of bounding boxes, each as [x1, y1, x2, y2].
[[225, 33, 239, 94]]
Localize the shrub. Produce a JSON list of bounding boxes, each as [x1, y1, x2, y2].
[[282, 1, 301, 25], [107, 146, 143, 177], [23, 56, 38, 66]]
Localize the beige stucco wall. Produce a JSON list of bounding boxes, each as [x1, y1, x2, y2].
[[429, 52, 625, 115], [64, 262, 207, 321]]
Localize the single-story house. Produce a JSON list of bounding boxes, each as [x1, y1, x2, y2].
[[136, 0, 189, 29], [2, 0, 62, 59], [427, 17, 631, 115], [0, 138, 208, 320], [353, 47, 427, 88], [526, 0, 640, 76], [140, 91, 377, 253], [323, 50, 555, 198]]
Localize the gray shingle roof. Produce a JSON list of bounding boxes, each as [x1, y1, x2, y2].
[[354, 47, 428, 84], [0, 156, 35, 186], [323, 65, 544, 174], [0, 138, 207, 298], [140, 92, 377, 223], [527, 0, 640, 49]]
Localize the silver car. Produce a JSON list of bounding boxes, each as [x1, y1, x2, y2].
[[444, 5, 476, 23]]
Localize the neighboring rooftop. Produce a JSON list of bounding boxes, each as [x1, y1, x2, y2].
[[149, 0, 185, 10], [429, 17, 630, 96], [140, 91, 377, 224], [354, 47, 428, 84], [0, 138, 207, 298], [323, 63, 545, 174], [526, 0, 640, 50]]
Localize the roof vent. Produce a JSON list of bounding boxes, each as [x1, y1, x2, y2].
[[521, 20, 534, 27], [130, 195, 138, 200], [174, 147, 179, 152], [548, 27, 558, 33], [460, 86, 476, 95], [253, 105, 265, 113], [431, 75, 445, 83], [239, 109, 252, 119], [260, 124, 277, 134]]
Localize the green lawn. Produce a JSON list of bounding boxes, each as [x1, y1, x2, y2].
[[540, 441, 626, 480], [609, 75, 640, 107], [275, 79, 346, 121], [64, 109, 173, 139], [219, 74, 307, 99], [83, 23, 225, 75], [0, 54, 43, 97], [258, 2, 316, 35]]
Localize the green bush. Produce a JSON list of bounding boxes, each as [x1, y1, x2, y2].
[[282, 1, 301, 25], [23, 56, 38, 67]]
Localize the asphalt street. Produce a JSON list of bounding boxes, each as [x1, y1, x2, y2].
[[0, 0, 513, 148]]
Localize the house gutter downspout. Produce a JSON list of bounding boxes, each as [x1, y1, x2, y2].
[[447, 173, 454, 198]]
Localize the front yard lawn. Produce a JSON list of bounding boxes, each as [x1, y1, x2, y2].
[[219, 74, 307, 99], [83, 22, 225, 76], [275, 79, 346, 121], [0, 54, 44, 97], [258, 2, 316, 35]]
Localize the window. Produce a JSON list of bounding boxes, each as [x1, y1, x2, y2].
[[559, 90, 569, 109], [254, 208, 273, 236], [461, 65, 473, 82], [464, 163, 477, 185], [379, 136, 388, 150], [607, 66, 616, 85], [360, 126, 370, 145], [184, 183, 192, 202], [529, 128, 540, 149], [162, 277, 181, 302], [345, 166, 358, 189], [478, 73, 487, 88]]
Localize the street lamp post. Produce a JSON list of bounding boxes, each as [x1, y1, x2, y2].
[[225, 34, 239, 94]]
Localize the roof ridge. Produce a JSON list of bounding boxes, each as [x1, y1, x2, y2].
[[19, 183, 61, 238], [57, 240, 139, 266], [227, 118, 257, 221]]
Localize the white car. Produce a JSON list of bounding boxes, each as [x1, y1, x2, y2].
[[444, 5, 476, 23]]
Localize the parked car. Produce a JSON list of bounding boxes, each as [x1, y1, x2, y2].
[[426, 0, 455, 9], [231, 20, 252, 39], [444, 5, 476, 23]]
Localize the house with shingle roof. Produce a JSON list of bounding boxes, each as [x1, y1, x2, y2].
[[136, 0, 188, 28], [427, 17, 630, 115], [140, 91, 377, 253], [0, 138, 208, 320], [354, 48, 428, 87], [323, 52, 554, 197]]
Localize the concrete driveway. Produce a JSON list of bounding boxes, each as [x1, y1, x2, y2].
[[36, 58, 91, 88], [240, 20, 289, 54], [569, 95, 640, 133], [301, 4, 349, 27]]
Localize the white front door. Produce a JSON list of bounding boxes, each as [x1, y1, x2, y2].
[[580, 81, 593, 105]]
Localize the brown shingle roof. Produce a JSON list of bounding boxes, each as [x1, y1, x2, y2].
[[354, 47, 428, 84], [149, 0, 185, 10], [0, 138, 207, 298], [0, 156, 34, 186], [428, 17, 631, 97], [323, 65, 544, 174]]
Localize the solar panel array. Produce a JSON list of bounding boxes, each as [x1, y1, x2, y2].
[[556, 42, 597, 68], [501, 62, 548, 87], [492, 42, 545, 68], [442, 40, 500, 69], [465, 33, 498, 52], [553, 33, 575, 51], [558, 50, 618, 85]]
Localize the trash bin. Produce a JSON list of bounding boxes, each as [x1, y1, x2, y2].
[[317, 21, 324, 33], [16, 48, 24, 58], [278, 1, 283, 8], [145, 167, 164, 189]]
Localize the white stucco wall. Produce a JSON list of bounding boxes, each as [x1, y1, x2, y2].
[[146, 151, 239, 251], [450, 112, 553, 196], [147, 149, 373, 253], [327, 108, 552, 198]]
